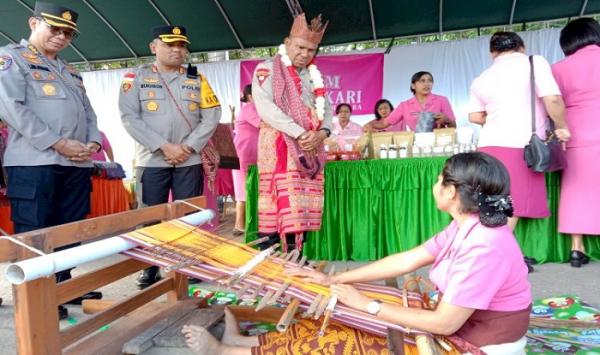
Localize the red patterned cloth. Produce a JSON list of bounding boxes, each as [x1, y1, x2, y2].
[[257, 126, 324, 251]]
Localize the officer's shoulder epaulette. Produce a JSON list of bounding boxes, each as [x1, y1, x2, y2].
[[6, 43, 25, 50]]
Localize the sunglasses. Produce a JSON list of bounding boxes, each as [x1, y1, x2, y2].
[[37, 18, 78, 40]]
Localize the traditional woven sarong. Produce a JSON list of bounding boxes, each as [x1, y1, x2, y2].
[[257, 125, 324, 246], [251, 319, 391, 355]]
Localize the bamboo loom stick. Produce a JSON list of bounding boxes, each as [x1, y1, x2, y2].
[[403, 272, 442, 355]]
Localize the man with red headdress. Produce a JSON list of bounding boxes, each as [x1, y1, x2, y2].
[[252, 13, 332, 252]]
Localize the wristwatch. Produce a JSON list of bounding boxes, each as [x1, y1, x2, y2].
[[366, 299, 383, 315], [319, 127, 332, 137]]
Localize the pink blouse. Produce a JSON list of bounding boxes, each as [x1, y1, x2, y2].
[[233, 103, 261, 171], [424, 215, 531, 311], [332, 120, 362, 148], [387, 94, 456, 131]]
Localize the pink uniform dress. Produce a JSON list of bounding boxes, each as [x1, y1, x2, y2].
[[332, 120, 362, 149], [90, 131, 112, 161], [386, 94, 456, 131], [552, 45, 600, 235], [232, 103, 260, 202], [469, 53, 561, 218]]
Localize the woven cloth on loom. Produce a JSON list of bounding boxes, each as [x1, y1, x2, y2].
[[120, 218, 458, 350]]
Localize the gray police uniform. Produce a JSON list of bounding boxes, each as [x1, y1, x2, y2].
[[119, 63, 220, 205], [252, 60, 332, 137], [0, 40, 101, 233]]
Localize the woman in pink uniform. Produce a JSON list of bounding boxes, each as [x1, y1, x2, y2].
[[365, 71, 456, 132], [468, 32, 571, 271], [232, 85, 261, 235], [331, 103, 362, 149], [182, 152, 532, 355], [551, 18, 600, 267]]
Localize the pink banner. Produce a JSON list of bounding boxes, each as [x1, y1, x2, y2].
[[240, 53, 383, 115]]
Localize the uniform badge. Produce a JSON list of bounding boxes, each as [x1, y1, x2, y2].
[[147, 91, 155, 98], [173, 27, 182, 35], [256, 68, 270, 86], [188, 102, 198, 112], [121, 81, 133, 93], [47, 73, 56, 80], [42, 83, 56, 96], [121, 72, 135, 93], [21, 52, 43, 64], [32, 71, 42, 80], [143, 77, 159, 83], [187, 92, 197, 99], [62, 11, 73, 21], [147, 101, 159, 111], [0, 55, 13, 71]]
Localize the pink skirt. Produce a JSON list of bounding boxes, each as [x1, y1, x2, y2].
[[559, 145, 600, 235], [232, 169, 246, 202], [478, 146, 550, 218]]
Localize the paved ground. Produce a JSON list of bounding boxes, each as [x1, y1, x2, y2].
[[1, 212, 598, 354]]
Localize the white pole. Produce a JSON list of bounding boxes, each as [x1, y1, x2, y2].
[[5, 209, 215, 285]]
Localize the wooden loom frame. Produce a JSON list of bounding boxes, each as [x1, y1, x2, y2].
[[0, 197, 220, 355]]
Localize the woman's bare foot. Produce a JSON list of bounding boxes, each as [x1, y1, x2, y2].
[[182, 324, 222, 354], [221, 307, 260, 347], [221, 307, 240, 346]]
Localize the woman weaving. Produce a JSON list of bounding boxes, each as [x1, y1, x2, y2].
[[182, 152, 532, 355]]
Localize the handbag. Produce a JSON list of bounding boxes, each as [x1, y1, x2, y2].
[[523, 56, 567, 173]]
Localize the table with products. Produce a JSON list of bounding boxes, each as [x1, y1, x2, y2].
[[245, 157, 599, 263]]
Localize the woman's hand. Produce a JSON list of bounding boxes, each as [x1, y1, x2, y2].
[[554, 128, 571, 143], [330, 284, 372, 312], [285, 267, 333, 285]]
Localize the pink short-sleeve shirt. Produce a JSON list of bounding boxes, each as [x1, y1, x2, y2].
[[387, 94, 456, 131], [469, 53, 561, 148], [332, 120, 363, 148], [424, 215, 531, 311]]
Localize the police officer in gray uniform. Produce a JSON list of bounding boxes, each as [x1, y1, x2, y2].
[[119, 26, 221, 289], [0, 2, 102, 319]]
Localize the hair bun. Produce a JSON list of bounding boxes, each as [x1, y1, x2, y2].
[[477, 193, 513, 227]]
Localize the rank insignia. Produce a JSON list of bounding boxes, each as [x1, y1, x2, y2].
[[147, 101, 159, 111], [184, 79, 197, 85], [187, 92, 197, 99], [0, 55, 13, 71], [42, 83, 56, 96], [62, 11, 72, 21], [147, 91, 155, 98], [256, 68, 270, 86], [188, 102, 198, 112], [173, 27, 182, 35], [143, 77, 159, 83], [32, 71, 42, 80], [21, 52, 42, 64], [47, 73, 56, 80]]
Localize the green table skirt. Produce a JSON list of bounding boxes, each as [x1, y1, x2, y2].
[[245, 158, 599, 263]]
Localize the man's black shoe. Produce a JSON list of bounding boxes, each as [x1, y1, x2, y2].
[[58, 305, 68, 320], [524, 256, 538, 265], [188, 277, 202, 284], [65, 291, 103, 305], [136, 266, 162, 290]]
